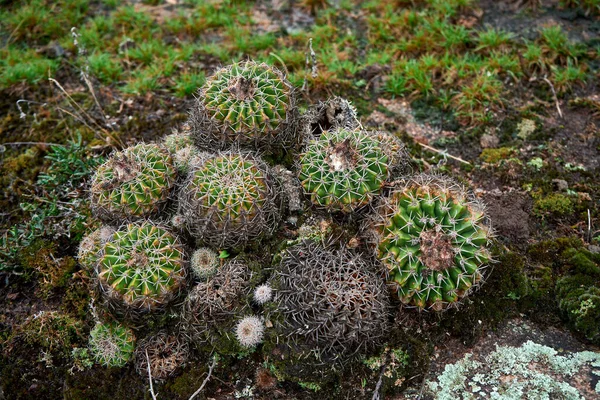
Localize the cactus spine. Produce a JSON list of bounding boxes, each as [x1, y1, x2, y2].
[[90, 143, 176, 221], [367, 175, 492, 311]]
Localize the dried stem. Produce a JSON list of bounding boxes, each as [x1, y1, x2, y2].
[[188, 355, 217, 400]]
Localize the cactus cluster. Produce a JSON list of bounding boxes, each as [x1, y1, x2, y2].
[[90, 143, 176, 221], [88, 321, 136, 367], [189, 60, 297, 151], [162, 126, 199, 174], [367, 175, 492, 310], [298, 128, 404, 212], [95, 222, 187, 312], [179, 152, 282, 249], [271, 240, 390, 359]]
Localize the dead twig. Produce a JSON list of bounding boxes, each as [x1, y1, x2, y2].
[[301, 38, 317, 93], [146, 349, 158, 400], [418, 142, 472, 165], [189, 355, 217, 400]]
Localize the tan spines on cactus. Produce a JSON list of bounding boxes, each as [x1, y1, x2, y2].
[[270, 240, 390, 359], [134, 331, 189, 380], [95, 221, 187, 313], [77, 226, 115, 272], [178, 151, 282, 249], [298, 128, 405, 212], [366, 174, 493, 311], [90, 143, 176, 221], [189, 60, 298, 151], [180, 259, 251, 346]]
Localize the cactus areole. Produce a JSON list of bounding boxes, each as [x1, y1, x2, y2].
[[370, 176, 492, 311]]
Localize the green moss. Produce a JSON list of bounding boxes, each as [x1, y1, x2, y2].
[[19, 240, 77, 297], [533, 193, 574, 217], [479, 147, 515, 163]]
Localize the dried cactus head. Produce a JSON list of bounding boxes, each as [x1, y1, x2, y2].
[[178, 151, 282, 249], [95, 222, 187, 314], [189, 60, 297, 151], [270, 240, 390, 361], [134, 331, 189, 380], [88, 321, 136, 367], [180, 259, 251, 350], [90, 143, 176, 221], [366, 174, 493, 311], [298, 128, 405, 212], [300, 96, 359, 142]]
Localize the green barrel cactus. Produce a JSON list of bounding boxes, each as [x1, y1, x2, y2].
[[178, 151, 282, 249], [298, 128, 404, 212], [95, 222, 187, 312], [89, 321, 136, 367], [366, 175, 493, 311], [188, 60, 297, 151], [90, 143, 176, 221]]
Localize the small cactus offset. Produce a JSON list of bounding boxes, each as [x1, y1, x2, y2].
[[181, 259, 251, 348], [178, 151, 282, 249], [271, 240, 390, 359], [90, 143, 177, 221], [88, 321, 136, 368], [162, 125, 199, 174], [189, 60, 297, 151], [367, 174, 493, 311], [95, 222, 187, 312], [298, 128, 404, 212], [77, 226, 115, 272], [189, 247, 220, 280]]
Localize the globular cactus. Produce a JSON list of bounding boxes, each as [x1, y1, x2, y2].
[[95, 222, 187, 313], [134, 331, 189, 379], [235, 315, 265, 347], [253, 284, 273, 305], [162, 125, 199, 175], [366, 174, 493, 311], [88, 321, 136, 367], [180, 259, 251, 349], [190, 247, 220, 280], [90, 143, 176, 221], [77, 226, 115, 272], [178, 151, 282, 249], [270, 240, 390, 359], [298, 128, 405, 212], [189, 60, 297, 151]]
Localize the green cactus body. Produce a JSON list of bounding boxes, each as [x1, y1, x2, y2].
[[96, 222, 186, 311], [369, 175, 492, 310], [298, 128, 392, 212], [179, 152, 281, 249], [189, 60, 296, 150], [90, 144, 176, 221], [89, 321, 136, 367]]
